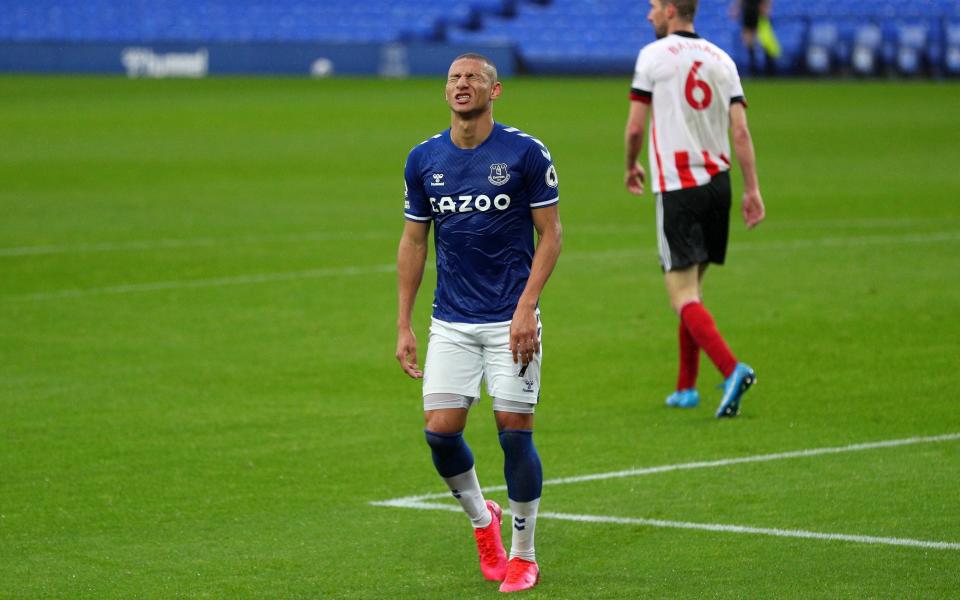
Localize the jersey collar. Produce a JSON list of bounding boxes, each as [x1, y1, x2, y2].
[[672, 31, 701, 39], [444, 122, 501, 153]]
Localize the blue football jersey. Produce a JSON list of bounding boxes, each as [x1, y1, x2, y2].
[[404, 123, 560, 324]]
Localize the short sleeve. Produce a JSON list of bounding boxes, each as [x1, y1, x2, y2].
[[522, 139, 559, 209], [403, 149, 432, 222], [629, 47, 653, 103], [726, 55, 747, 107]]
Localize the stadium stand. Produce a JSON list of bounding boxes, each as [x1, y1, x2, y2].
[[0, 0, 957, 76], [0, 0, 510, 43], [805, 21, 840, 76], [946, 20, 960, 75], [850, 24, 884, 76], [446, 0, 959, 76]]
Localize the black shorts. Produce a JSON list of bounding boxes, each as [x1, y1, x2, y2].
[[742, 6, 760, 31], [656, 172, 731, 272]]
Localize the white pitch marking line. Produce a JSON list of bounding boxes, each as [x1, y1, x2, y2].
[[5, 231, 960, 302], [5, 264, 397, 301], [0, 231, 394, 257], [3, 218, 956, 256], [370, 433, 960, 550], [573, 217, 960, 236], [373, 432, 960, 504], [528, 513, 960, 551], [567, 231, 960, 262], [369, 499, 960, 551]]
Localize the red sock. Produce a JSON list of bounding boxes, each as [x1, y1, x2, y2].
[[677, 321, 700, 390], [680, 302, 737, 378]]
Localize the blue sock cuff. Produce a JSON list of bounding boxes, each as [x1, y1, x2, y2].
[[499, 429, 542, 503], [424, 429, 464, 440], [498, 429, 534, 453], [424, 429, 474, 478]]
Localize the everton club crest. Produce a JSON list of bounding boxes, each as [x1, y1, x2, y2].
[[488, 163, 510, 186]]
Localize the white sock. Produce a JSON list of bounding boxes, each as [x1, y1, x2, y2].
[[508, 497, 540, 561], [443, 467, 491, 528]]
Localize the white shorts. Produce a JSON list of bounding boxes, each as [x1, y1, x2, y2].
[[422, 315, 542, 408]]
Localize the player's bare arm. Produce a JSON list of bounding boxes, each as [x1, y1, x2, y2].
[[730, 102, 766, 228], [624, 100, 649, 195], [396, 219, 430, 378], [511, 205, 562, 366]]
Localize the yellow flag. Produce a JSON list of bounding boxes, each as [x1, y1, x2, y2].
[[757, 16, 782, 58]]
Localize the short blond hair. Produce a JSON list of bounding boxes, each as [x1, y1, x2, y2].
[[451, 53, 498, 83]]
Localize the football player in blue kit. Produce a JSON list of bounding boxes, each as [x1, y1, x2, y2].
[[395, 53, 562, 593]]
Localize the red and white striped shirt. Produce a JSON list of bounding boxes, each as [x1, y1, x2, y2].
[[630, 31, 746, 194]]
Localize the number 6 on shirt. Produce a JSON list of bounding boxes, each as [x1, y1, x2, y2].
[[685, 61, 713, 110]]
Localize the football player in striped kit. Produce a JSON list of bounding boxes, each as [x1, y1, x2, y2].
[[396, 53, 562, 592], [624, 0, 765, 417]]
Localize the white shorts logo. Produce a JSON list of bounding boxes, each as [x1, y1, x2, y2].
[[422, 318, 542, 406]]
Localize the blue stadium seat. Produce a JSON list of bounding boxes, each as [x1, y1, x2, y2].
[[851, 23, 883, 76], [806, 21, 839, 75], [942, 17, 960, 77], [895, 22, 930, 75], [0, 0, 491, 44], [772, 19, 808, 75], [945, 20, 960, 75], [0, 0, 952, 77]]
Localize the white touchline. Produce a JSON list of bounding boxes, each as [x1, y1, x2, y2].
[[372, 499, 960, 551], [567, 232, 960, 262], [370, 432, 960, 551], [0, 231, 395, 257], [4, 264, 398, 301], [374, 432, 960, 503], [5, 231, 960, 302], [2, 218, 956, 256]]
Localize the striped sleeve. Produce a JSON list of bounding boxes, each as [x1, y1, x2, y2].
[[403, 147, 432, 222], [523, 139, 559, 209]]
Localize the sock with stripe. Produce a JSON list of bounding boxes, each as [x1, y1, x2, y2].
[[425, 430, 490, 528], [677, 320, 700, 390], [680, 301, 737, 378], [499, 429, 542, 561]]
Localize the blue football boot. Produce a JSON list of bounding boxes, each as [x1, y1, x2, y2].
[[665, 388, 700, 408], [715, 363, 755, 418]]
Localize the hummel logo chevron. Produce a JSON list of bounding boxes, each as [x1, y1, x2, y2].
[[451, 489, 462, 499], [514, 516, 526, 531]]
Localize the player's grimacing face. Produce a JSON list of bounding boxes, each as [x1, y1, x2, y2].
[[647, 0, 669, 38], [445, 59, 501, 115]]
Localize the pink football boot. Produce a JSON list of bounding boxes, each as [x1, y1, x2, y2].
[[473, 500, 508, 581], [499, 557, 540, 592]]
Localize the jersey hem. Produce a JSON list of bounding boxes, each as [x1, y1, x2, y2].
[[432, 316, 514, 327]]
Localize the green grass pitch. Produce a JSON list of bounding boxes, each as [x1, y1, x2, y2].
[[2, 75, 959, 598]]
